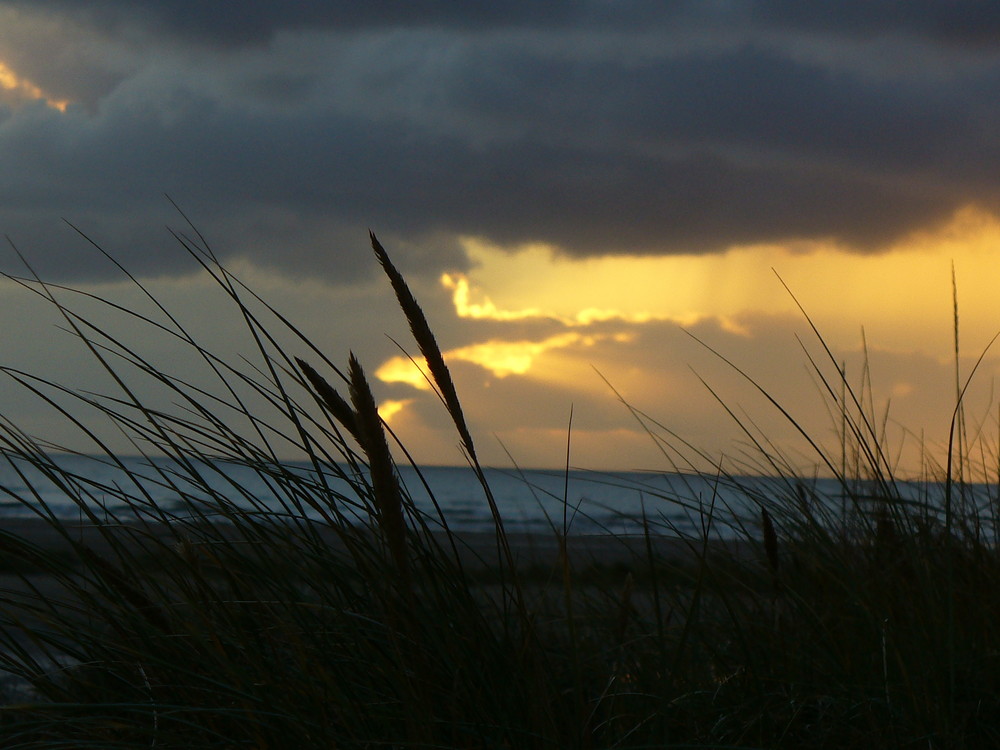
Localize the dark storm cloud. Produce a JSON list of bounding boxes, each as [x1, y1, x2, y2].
[[15, 1, 1000, 47], [752, 1, 1000, 46], [3, 0, 585, 44], [2, 1, 1000, 281]]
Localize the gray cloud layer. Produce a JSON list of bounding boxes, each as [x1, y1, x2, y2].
[[1, 1, 999, 281], [14, 2, 1000, 43]]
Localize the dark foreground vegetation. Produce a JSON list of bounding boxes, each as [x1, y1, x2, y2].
[[0, 224, 997, 748]]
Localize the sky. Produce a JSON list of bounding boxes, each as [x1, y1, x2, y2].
[[2, 2, 1000, 475]]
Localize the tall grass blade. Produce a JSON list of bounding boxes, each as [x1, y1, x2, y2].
[[369, 232, 477, 463]]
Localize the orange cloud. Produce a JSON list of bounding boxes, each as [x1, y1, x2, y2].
[[0, 61, 68, 111], [453, 207, 1000, 358], [448, 332, 597, 377], [441, 271, 691, 327], [441, 273, 545, 321], [383, 206, 1000, 471], [377, 398, 412, 423], [375, 356, 432, 390], [375, 331, 625, 389]]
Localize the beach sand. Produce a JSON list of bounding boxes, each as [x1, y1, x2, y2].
[[0, 514, 754, 627], [0, 516, 755, 702], [0, 516, 751, 566]]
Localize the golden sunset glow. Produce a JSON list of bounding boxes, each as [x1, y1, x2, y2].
[[0, 61, 69, 111], [450, 205, 1000, 359], [375, 356, 431, 390], [377, 398, 411, 423], [441, 273, 545, 321], [348, 204, 1000, 470], [447, 333, 604, 377], [443, 271, 694, 327], [361, 203, 1000, 470], [375, 332, 620, 388]]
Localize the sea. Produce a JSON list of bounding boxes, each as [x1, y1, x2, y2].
[[0, 453, 993, 539]]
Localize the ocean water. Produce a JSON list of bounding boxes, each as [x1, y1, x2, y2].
[[0, 453, 993, 538]]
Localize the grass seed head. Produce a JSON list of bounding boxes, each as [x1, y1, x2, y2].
[[347, 352, 409, 582]]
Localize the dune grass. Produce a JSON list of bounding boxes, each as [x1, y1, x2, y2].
[[0, 226, 996, 748]]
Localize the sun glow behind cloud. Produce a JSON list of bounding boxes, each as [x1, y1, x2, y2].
[[377, 399, 411, 424], [375, 356, 431, 391], [369, 204, 1000, 470], [375, 332, 630, 390], [441, 272, 698, 328], [0, 61, 69, 111], [451, 205, 1000, 359]]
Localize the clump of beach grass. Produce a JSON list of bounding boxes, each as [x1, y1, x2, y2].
[[0, 222, 996, 747]]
